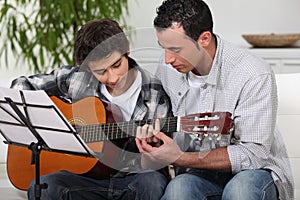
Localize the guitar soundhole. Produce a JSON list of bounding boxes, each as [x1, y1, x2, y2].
[[69, 117, 87, 126]]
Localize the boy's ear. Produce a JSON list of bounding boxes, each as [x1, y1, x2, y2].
[[127, 48, 130, 56]]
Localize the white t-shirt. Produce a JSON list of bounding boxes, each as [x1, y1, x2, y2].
[[186, 71, 208, 114], [101, 71, 142, 121]]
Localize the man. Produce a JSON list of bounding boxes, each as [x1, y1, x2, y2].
[[135, 0, 294, 199], [11, 18, 172, 200]]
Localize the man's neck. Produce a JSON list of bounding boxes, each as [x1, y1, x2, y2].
[[193, 34, 217, 76]]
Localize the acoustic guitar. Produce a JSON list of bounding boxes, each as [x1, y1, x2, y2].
[[6, 96, 233, 190]]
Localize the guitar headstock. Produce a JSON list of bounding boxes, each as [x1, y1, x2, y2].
[[179, 112, 234, 135]]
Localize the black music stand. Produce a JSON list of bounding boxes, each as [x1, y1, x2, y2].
[[0, 87, 95, 200]]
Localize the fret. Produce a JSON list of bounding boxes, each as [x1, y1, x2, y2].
[[88, 126, 92, 143], [101, 124, 105, 141], [106, 124, 110, 141], [121, 122, 124, 138], [90, 125, 93, 143], [112, 122, 114, 139], [127, 121, 129, 138], [80, 126, 86, 142], [116, 122, 120, 137], [77, 126, 83, 140], [95, 125, 98, 142], [94, 125, 98, 141], [87, 125, 91, 143], [115, 123, 118, 139], [112, 124, 116, 140], [92, 126, 96, 142]]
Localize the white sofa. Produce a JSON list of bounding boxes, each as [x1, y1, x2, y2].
[[275, 73, 300, 199], [0, 73, 300, 199]]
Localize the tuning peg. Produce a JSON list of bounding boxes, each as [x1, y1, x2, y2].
[[193, 133, 204, 141], [213, 133, 222, 141]]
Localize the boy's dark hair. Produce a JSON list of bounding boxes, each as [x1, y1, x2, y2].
[[73, 18, 129, 65], [154, 0, 214, 41]]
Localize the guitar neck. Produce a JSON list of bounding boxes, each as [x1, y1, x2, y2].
[[49, 96, 233, 145], [76, 117, 179, 143]]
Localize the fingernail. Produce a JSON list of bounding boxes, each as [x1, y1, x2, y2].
[[153, 130, 158, 135]]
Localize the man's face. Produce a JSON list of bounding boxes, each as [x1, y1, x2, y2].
[[88, 51, 134, 96], [156, 26, 210, 75]]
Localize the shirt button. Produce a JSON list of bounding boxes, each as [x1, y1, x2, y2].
[[202, 84, 207, 89], [178, 92, 182, 96]]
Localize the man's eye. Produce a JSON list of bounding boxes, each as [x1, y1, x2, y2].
[[168, 48, 180, 54], [172, 49, 181, 53]]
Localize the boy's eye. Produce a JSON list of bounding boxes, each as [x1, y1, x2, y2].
[[93, 68, 105, 75], [112, 61, 122, 68]]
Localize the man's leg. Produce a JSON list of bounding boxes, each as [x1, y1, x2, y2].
[[111, 171, 168, 200], [161, 173, 223, 200], [222, 169, 278, 200]]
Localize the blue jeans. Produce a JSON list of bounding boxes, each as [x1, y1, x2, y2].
[[161, 169, 278, 200], [28, 170, 168, 200]]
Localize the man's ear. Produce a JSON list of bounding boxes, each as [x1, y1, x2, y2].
[[197, 31, 212, 47]]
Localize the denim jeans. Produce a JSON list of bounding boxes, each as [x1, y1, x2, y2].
[[28, 170, 168, 200], [161, 169, 278, 200]]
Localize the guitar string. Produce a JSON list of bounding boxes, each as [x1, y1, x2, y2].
[[77, 118, 179, 142]]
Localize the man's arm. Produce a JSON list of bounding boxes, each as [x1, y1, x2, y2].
[[174, 147, 231, 172], [136, 130, 231, 172]]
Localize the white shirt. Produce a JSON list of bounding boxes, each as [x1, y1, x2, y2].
[[101, 71, 142, 121], [186, 71, 208, 114]]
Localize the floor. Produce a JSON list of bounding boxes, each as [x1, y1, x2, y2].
[[0, 164, 27, 200]]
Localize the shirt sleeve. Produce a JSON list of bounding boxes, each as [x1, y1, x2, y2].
[[10, 65, 76, 97], [227, 73, 278, 173]]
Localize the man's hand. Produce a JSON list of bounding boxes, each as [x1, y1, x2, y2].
[[135, 119, 183, 168]]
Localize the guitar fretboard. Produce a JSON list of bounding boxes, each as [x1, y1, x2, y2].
[[76, 117, 178, 143]]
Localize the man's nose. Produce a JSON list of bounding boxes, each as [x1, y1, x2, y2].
[[165, 50, 175, 64]]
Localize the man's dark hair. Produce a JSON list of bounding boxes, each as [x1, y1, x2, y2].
[[154, 0, 214, 41], [73, 18, 129, 65]]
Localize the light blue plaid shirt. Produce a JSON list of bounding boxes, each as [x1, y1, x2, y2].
[[155, 35, 294, 200]]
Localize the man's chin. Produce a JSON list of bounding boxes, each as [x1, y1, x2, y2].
[[176, 68, 189, 73]]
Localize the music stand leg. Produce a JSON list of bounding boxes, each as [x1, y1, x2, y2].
[[29, 142, 48, 200]]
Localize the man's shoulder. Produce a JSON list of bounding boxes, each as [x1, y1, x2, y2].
[[220, 39, 273, 76]]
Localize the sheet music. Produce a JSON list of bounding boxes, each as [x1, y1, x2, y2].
[[0, 87, 95, 157]]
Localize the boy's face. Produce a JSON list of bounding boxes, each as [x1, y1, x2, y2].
[[88, 50, 135, 96]]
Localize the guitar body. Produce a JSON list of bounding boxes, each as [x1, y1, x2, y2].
[[7, 96, 122, 190]]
